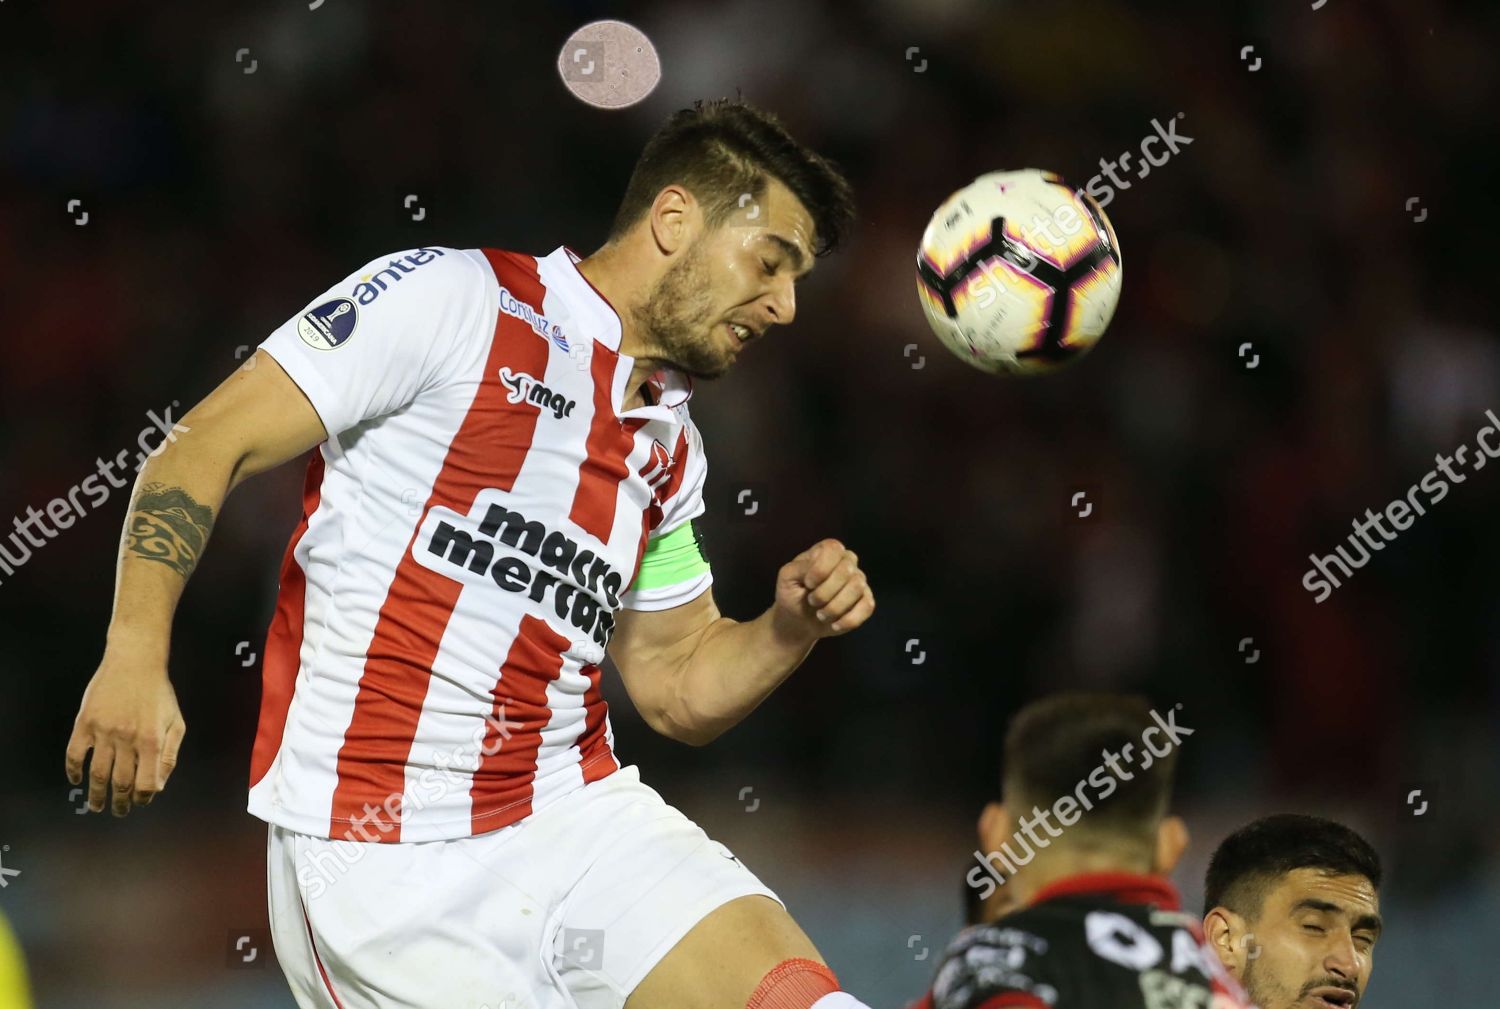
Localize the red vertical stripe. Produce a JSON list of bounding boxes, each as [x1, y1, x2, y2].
[[575, 662, 617, 784], [300, 896, 349, 1009], [468, 614, 571, 833], [569, 343, 647, 540], [251, 450, 326, 788], [325, 250, 549, 841], [625, 512, 654, 594]]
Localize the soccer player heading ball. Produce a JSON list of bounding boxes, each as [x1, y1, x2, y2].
[[66, 99, 880, 1009]]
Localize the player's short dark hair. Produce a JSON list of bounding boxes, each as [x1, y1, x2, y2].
[[1002, 693, 1179, 845], [607, 97, 856, 257], [1204, 814, 1382, 918]]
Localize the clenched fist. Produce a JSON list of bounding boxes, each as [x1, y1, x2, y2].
[[772, 538, 875, 641]]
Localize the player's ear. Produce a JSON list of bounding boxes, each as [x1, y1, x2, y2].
[[1152, 814, 1189, 875], [649, 184, 695, 255], [1203, 907, 1247, 975], [978, 801, 1011, 853]]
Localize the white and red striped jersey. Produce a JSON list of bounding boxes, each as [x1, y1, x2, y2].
[[248, 245, 711, 843]]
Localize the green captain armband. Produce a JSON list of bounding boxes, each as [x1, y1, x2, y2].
[[630, 519, 710, 593]]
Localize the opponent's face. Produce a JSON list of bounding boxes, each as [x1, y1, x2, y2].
[[635, 177, 816, 379], [1224, 869, 1381, 1009]]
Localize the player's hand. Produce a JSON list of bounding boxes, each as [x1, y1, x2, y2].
[[65, 655, 186, 817], [772, 538, 875, 642]]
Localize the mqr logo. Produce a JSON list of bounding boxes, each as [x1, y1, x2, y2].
[[499, 367, 577, 420], [498, 285, 569, 351]]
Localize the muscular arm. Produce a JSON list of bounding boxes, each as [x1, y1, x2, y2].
[[608, 539, 874, 746], [67, 351, 328, 815], [105, 351, 327, 653], [609, 591, 815, 746]]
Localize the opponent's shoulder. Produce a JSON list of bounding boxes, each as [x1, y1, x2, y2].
[[935, 900, 1248, 1009], [930, 919, 1061, 1009]]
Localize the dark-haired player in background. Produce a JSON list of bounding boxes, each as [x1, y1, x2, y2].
[[67, 98, 878, 1009], [1203, 814, 1383, 1009], [917, 693, 1249, 1009]]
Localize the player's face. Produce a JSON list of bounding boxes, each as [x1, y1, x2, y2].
[[1237, 869, 1380, 1009], [635, 178, 816, 380]]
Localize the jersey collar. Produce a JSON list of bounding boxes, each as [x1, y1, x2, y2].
[[1027, 872, 1182, 911], [538, 245, 695, 414]]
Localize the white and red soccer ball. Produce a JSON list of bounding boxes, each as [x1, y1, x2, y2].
[[916, 168, 1123, 376]]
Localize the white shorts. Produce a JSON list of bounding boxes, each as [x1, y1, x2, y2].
[[265, 765, 779, 1009]]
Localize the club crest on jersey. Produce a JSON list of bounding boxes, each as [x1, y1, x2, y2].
[[499, 366, 577, 420], [298, 298, 358, 350], [641, 439, 675, 494], [498, 285, 569, 351]]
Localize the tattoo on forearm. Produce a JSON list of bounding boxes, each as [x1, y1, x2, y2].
[[126, 483, 215, 578]]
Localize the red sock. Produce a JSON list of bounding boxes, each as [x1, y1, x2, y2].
[[746, 957, 841, 1009]]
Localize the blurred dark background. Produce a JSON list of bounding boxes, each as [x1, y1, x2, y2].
[[2, 0, 1497, 1005]]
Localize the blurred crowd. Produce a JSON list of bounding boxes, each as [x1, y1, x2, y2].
[[2, 0, 1496, 1005]]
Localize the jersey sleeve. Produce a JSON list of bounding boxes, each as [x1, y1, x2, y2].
[[619, 418, 712, 611], [258, 247, 486, 439]]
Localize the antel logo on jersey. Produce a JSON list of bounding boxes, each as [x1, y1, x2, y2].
[[351, 247, 447, 306], [499, 367, 577, 420], [298, 298, 358, 350], [414, 496, 624, 648], [498, 285, 569, 351]]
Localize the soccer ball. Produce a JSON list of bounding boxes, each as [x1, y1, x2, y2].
[[915, 169, 1123, 376]]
